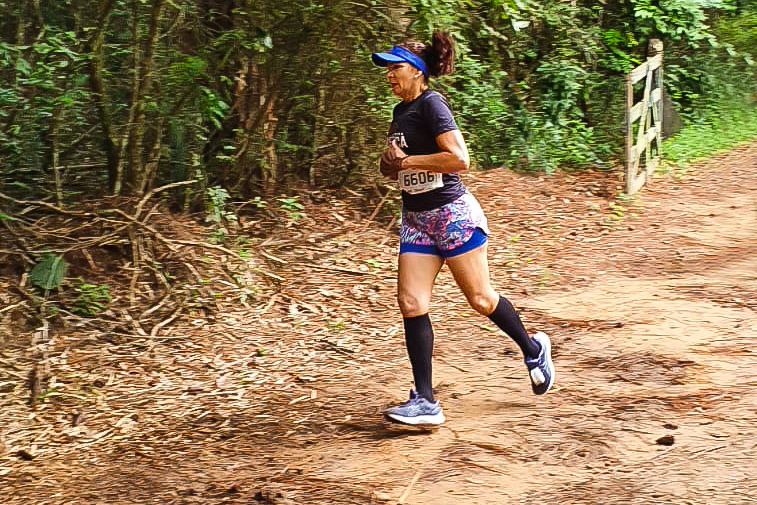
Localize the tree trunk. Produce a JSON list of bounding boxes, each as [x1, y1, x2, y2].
[[140, 119, 164, 195], [49, 107, 64, 207], [87, 0, 119, 192], [123, 0, 167, 196]]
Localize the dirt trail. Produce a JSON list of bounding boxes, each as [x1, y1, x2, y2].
[[262, 148, 757, 504], [2, 143, 756, 504]]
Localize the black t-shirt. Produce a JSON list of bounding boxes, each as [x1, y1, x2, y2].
[[387, 89, 466, 211]]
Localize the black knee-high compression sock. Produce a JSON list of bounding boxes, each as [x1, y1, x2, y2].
[[488, 295, 540, 358], [403, 314, 435, 402]]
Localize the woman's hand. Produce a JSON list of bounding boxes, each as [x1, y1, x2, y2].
[[380, 140, 408, 180]]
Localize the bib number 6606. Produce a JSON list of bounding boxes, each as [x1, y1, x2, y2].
[[403, 171, 435, 186]]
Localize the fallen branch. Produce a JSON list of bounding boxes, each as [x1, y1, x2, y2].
[[260, 250, 287, 264], [446, 456, 509, 475], [258, 294, 279, 315], [105, 210, 178, 252], [689, 444, 728, 458], [0, 191, 96, 217], [110, 208, 254, 262], [139, 295, 171, 320], [133, 180, 197, 221], [378, 216, 397, 247], [0, 301, 27, 314], [361, 188, 394, 232], [150, 307, 183, 337], [398, 468, 423, 504], [254, 268, 285, 282], [299, 263, 379, 276]]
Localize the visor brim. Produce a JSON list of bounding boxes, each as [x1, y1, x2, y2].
[[371, 52, 407, 67]]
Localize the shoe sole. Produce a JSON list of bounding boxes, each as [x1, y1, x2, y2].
[[384, 411, 446, 426], [532, 332, 555, 395]]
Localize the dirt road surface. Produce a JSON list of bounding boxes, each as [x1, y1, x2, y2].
[[1, 143, 755, 504]]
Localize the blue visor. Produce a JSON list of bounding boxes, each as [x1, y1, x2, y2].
[[371, 45, 428, 77]]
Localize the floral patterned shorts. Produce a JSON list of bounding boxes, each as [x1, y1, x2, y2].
[[400, 191, 490, 257]]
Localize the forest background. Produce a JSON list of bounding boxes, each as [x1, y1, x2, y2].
[[0, 0, 756, 327]]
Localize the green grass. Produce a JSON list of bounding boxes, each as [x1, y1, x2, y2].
[[663, 103, 757, 167]]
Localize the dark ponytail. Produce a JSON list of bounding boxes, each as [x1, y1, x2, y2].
[[424, 30, 455, 77], [404, 30, 456, 79]]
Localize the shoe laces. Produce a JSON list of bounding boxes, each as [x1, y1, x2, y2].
[[398, 389, 420, 407]]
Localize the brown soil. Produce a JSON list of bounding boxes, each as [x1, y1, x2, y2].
[[1, 142, 756, 504]]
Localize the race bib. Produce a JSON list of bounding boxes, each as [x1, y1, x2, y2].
[[398, 169, 443, 194]]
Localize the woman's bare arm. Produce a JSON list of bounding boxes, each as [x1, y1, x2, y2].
[[401, 129, 470, 173]]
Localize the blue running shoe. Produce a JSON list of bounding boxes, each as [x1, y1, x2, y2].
[[525, 332, 555, 395], [384, 390, 446, 426]]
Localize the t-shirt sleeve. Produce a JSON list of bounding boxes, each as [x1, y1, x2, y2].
[[423, 92, 458, 137]]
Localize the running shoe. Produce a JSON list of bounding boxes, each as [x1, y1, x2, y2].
[[384, 389, 446, 426], [525, 332, 555, 395]]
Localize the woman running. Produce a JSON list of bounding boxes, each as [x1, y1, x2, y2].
[[372, 30, 555, 426]]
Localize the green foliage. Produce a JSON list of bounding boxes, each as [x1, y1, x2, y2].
[[716, 7, 757, 64], [0, 0, 754, 205], [438, 55, 513, 167], [206, 186, 237, 243], [328, 319, 346, 332], [277, 196, 306, 221], [600, 29, 641, 73], [631, 0, 733, 45], [206, 186, 237, 224], [36, 384, 63, 402], [199, 86, 230, 130], [664, 103, 757, 165], [30, 254, 67, 290], [71, 280, 112, 316], [0, 27, 94, 198], [423, 0, 626, 171]]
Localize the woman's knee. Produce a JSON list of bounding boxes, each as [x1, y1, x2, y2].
[[467, 290, 498, 315], [397, 291, 429, 317]]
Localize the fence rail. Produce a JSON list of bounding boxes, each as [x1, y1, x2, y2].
[[626, 40, 663, 195]]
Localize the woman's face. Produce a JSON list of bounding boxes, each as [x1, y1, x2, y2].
[[386, 62, 421, 99]]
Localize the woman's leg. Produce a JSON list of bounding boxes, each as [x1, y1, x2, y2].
[[397, 252, 444, 402], [445, 242, 540, 359], [446, 240, 555, 394]]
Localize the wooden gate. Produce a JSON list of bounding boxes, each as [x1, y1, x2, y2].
[[626, 39, 663, 195]]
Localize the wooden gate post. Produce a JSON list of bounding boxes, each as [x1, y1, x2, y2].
[[625, 39, 664, 195], [625, 58, 634, 192], [648, 39, 663, 172]]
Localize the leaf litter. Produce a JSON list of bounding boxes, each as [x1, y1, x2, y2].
[[1, 142, 756, 504]]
